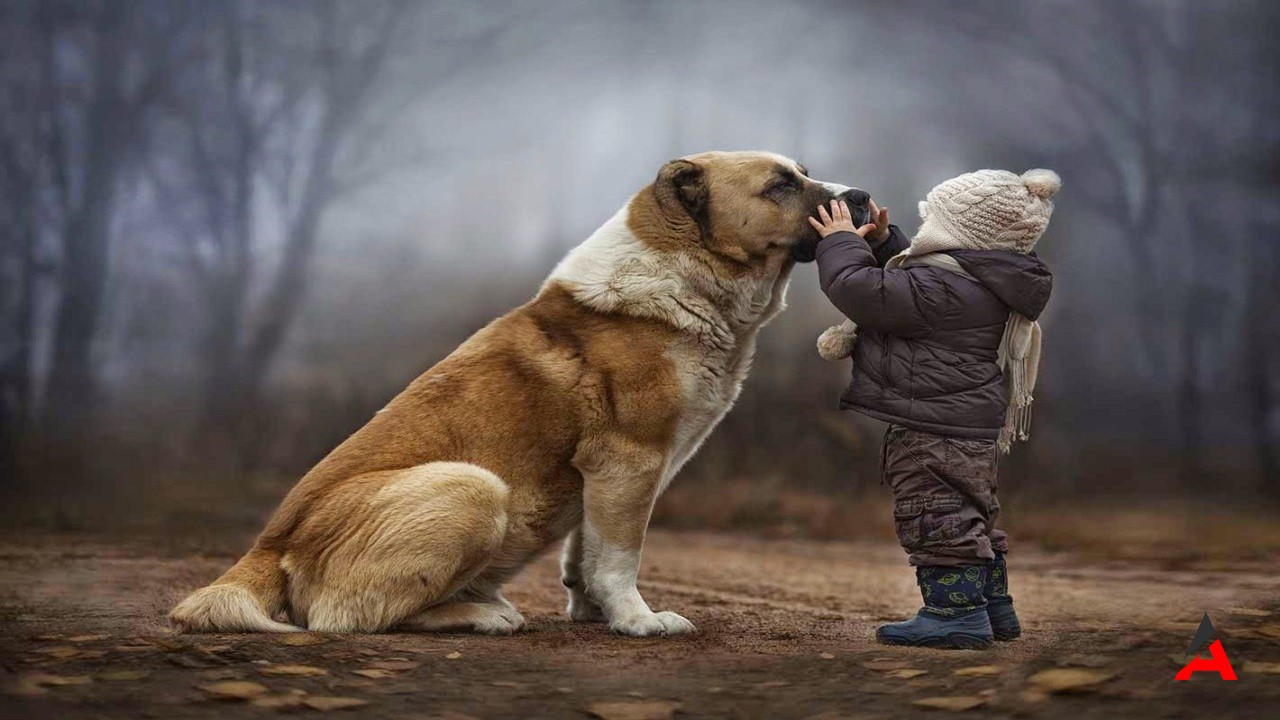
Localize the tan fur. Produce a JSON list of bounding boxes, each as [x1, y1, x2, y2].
[[170, 151, 853, 636]]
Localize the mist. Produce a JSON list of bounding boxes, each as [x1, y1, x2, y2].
[[3, 0, 1278, 529]]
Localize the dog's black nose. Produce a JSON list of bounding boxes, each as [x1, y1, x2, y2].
[[838, 188, 871, 225], [841, 188, 870, 208]]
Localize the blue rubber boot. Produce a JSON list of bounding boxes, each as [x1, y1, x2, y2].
[[877, 566, 993, 649], [985, 553, 1021, 641]]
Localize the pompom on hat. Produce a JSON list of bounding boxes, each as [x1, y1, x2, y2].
[[912, 168, 1061, 255]]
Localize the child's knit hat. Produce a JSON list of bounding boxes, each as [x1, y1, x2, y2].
[[913, 168, 1061, 255]]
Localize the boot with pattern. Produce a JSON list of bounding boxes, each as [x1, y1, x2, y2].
[[876, 565, 993, 649], [985, 552, 1021, 640]]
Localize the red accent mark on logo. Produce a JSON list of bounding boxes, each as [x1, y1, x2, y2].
[[1174, 640, 1237, 681]]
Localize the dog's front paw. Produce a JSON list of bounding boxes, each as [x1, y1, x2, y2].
[[608, 610, 696, 637]]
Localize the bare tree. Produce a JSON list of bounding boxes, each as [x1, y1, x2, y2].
[[147, 0, 481, 473], [0, 3, 47, 479], [31, 2, 192, 459], [917, 0, 1259, 487]]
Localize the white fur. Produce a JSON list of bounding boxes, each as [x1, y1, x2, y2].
[[579, 519, 695, 637], [552, 199, 801, 636], [552, 200, 795, 493], [547, 205, 734, 348]]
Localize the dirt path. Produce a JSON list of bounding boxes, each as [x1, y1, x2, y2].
[[2, 530, 1278, 718]]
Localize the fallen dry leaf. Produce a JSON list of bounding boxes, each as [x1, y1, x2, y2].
[[7, 673, 93, 696], [1255, 624, 1280, 639], [445, 651, 462, 660], [953, 665, 1002, 678], [303, 696, 370, 711], [819, 652, 835, 660], [1243, 661, 1280, 675], [32, 634, 64, 641], [885, 669, 928, 679], [1028, 668, 1115, 694], [114, 644, 159, 653], [587, 700, 681, 720], [1020, 689, 1049, 704], [66, 634, 109, 643], [252, 694, 310, 710], [98, 670, 151, 682], [278, 633, 330, 646], [34, 646, 82, 659], [365, 659, 421, 671], [861, 659, 912, 671], [259, 664, 329, 677], [353, 669, 397, 679], [1225, 607, 1272, 617], [199, 680, 270, 700], [911, 695, 987, 711]]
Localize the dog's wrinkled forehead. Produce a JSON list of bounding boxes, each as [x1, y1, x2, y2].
[[684, 150, 806, 186]]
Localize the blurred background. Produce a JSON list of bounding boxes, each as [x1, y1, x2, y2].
[[2, 0, 1277, 553]]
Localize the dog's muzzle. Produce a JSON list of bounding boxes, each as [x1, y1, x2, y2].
[[790, 186, 872, 263]]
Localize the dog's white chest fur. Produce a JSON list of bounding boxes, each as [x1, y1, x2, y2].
[[548, 204, 789, 494]]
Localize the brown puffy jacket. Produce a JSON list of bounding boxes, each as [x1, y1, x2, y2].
[[815, 226, 1052, 439]]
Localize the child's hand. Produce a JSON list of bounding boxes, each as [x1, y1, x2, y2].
[[867, 199, 891, 242], [808, 199, 878, 239]]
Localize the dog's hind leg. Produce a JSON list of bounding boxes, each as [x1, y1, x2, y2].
[[297, 462, 509, 633], [398, 597, 525, 635]]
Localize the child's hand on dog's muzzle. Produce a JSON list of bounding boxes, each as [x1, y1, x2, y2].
[[809, 199, 878, 239]]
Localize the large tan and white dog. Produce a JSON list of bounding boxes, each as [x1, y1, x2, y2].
[[171, 151, 868, 637]]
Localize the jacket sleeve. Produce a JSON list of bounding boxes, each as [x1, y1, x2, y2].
[[815, 230, 933, 337], [868, 224, 910, 267]]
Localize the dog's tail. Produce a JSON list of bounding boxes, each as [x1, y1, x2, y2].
[[170, 547, 301, 633]]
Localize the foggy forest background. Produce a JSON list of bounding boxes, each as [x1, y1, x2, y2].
[[2, 0, 1278, 540]]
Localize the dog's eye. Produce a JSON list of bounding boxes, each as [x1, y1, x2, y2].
[[766, 178, 796, 196]]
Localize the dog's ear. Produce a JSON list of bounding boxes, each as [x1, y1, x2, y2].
[[655, 159, 709, 228]]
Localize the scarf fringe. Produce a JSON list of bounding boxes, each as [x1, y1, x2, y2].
[[996, 311, 1041, 454]]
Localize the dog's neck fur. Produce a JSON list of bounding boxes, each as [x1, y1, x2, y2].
[[544, 200, 792, 354]]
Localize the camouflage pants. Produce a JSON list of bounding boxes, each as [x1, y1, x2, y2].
[[881, 424, 1008, 567]]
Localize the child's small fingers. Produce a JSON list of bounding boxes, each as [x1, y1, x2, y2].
[[839, 200, 851, 222], [807, 216, 823, 231], [856, 223, 877, 237], [829, 199, 841, 219], [817, 205, 832, 223]]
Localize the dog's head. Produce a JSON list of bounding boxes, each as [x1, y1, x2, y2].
[[650, 151, 869, 266]]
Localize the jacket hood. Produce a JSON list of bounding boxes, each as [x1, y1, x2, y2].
[[949, 250, 1053, 320]]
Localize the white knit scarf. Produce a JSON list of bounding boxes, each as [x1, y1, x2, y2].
[[816, 248, 1042, 453]]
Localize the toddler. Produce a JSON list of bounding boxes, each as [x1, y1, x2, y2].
[[807, 169, 1060, 649]]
